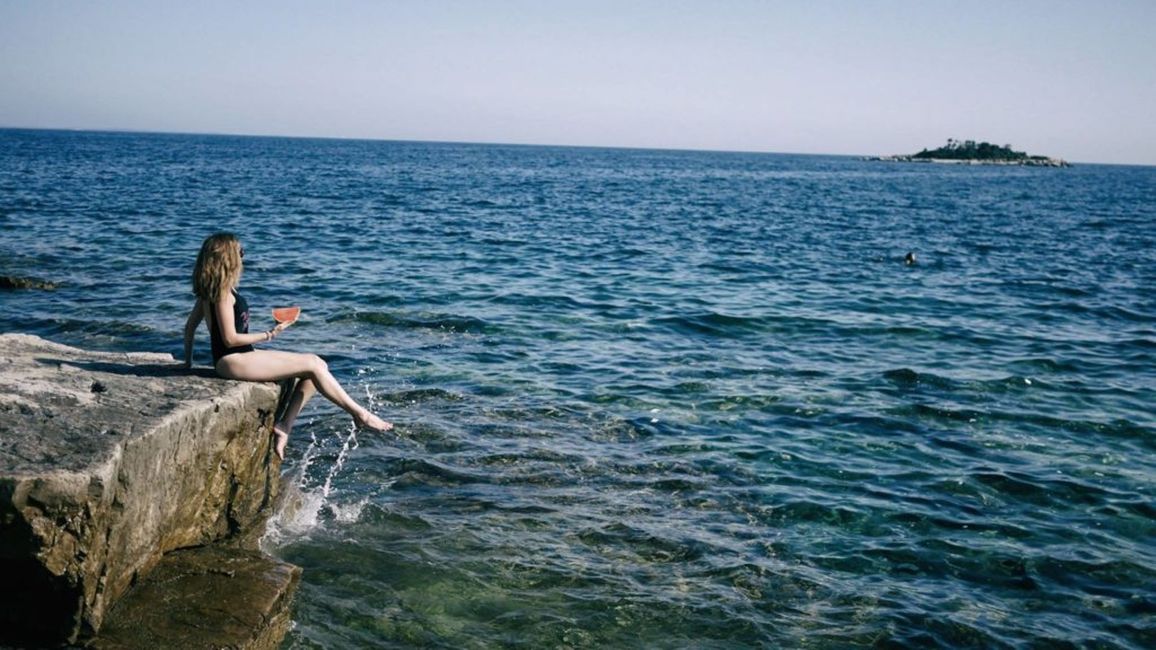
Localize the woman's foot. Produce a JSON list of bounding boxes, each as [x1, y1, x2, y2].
[[354, 409, 393, 432], [272, 426, 289, 460]]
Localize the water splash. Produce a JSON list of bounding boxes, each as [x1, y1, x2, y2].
[[261, 408, 365, 547], [262, 382, 391, 547], [321, 418, 360, 500]]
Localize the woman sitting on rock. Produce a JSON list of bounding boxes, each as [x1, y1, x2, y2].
[[183, 232, 391, 460]]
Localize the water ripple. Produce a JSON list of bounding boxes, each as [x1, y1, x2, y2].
[[3, 130, 1155, 648]]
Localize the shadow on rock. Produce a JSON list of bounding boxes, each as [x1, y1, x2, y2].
[[39, 358, 219, 379]]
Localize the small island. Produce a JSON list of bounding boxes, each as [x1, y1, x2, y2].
[[869, 139, 1069, 167]]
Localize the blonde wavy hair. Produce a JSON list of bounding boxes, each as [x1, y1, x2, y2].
[[192, 233, 243, 301]]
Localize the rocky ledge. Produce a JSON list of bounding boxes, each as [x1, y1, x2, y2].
[[0, 333, 298, 648]]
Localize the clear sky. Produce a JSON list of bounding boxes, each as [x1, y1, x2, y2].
[[2, 1, 1153, 164]]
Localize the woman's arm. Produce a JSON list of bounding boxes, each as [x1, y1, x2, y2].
[[213, 293, 288, 349], [183, 299, 204, 368]]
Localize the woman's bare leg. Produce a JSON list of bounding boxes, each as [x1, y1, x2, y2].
[[277, 378, 317, 434], [272, 378, 316, 459], [217, 350, 392, 450]]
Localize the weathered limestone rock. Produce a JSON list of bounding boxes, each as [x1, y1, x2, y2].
[[90, 545, 301, 650], [0, 334, 290, 646]]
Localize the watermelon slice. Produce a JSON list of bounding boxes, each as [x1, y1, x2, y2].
[[272, 306, 301, 323]]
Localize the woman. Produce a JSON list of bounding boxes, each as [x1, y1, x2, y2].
[[183, 232, 391, 460]]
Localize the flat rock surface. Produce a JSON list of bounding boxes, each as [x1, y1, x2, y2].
[[91, 545, 301, 650], [0, 333, 240, 475]]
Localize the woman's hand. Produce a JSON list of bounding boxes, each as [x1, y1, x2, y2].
[[266, 320, 292, 341]]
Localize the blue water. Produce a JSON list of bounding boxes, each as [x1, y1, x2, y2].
[[2, 129, 1154, 648]]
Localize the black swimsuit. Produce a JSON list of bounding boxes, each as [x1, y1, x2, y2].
[[210, 289, 254, 362]]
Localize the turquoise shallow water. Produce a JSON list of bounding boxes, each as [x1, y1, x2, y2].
[[1, 129, 1154, 648]]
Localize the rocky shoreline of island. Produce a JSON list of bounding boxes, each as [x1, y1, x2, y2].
[[866, 139, 1070, 167]]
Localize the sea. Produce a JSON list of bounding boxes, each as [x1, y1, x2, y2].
[[1, 129, 1153, 649]]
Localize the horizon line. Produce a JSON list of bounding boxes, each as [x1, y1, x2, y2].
[[0, 124, 1142, 168]]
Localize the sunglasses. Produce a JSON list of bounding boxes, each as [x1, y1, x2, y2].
[[240, 248, 245, 259]]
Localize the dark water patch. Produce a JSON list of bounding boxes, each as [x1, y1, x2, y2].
[[380, 387, 464, 404], [387, 459, 492, 488], [366, 421, 458, 450], [466, 422, 556, 440], [975, 374, 1045, 393], [891, 506, 1038, 541], [488, 292, 594, 311], [332, 310, 498, 334], [15, 317, 158, 340], [968, 469, 1129, 508], [670, 380, 712, 395], [1093, 499, 1156, 521], [1122, 335, 1156, 350], [1029, 553, 1156, 601], [352, 504, 434, 531], [482, 402, 587, 425], [882, 368, 960, 391], [575, 522, 709, 563], [925, 430, 989, 457], [1014, 412, 1151, 445], [650, 311, 769, 339], [818, 410, 929, 438], [697, 393, 783, 412], [872, 611, 1014, 649], [765, 499, 882, 531], [647, 477, 708, 493], [890, 402, 986, 424]]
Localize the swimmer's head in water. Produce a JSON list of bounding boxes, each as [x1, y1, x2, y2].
[[905, 252, 917, 265]]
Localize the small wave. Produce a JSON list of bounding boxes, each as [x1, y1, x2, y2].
[[766, 499, 875, 530], [33, 317, 156, 338], [925, 431, 986, 456], [698, 393, 782, 412], [1029, 553, 1152, 599], [1095, 304, 1156, 323], [670, 380, 712, 394], [354, 504, 435, 530], [890, 403, 985, 423], [380, 387, 464, 404], [489, 292, 594, 311], [389, 458, 491, 488], [1008, 356, 1082, 373], [969, 468, 1126, 508], [576, 522, 709, 563], [649, 478, 707, 492], [882, 368, 959, 390], [1094, 499, 1156, 520], [335, 310, 496, 334], [974, 375, 1043, 393], [651, 311, 766, 338]]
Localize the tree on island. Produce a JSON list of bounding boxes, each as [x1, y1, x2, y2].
[[912, 139, 1036, 161]]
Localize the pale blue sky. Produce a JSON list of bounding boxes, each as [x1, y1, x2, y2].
[[2, 1, 1153, 164]]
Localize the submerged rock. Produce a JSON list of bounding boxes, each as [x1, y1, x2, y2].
[[0, 275, 59, 290], [91, 545, 301, 650], [0, 333, 295, 647]]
